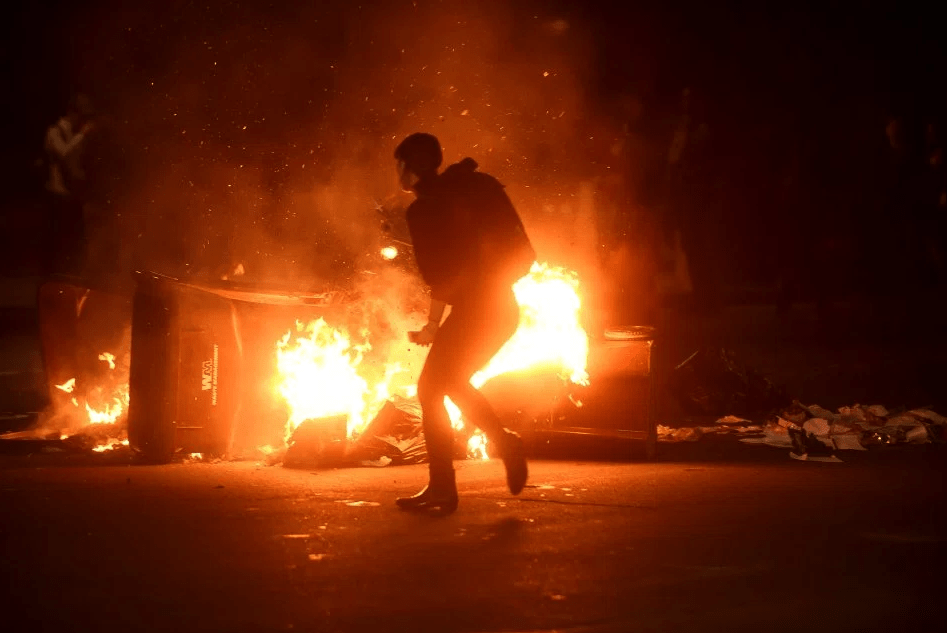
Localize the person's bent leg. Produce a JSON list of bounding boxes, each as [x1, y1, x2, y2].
[[447, 380, 528, 495], [442, 292, 528, 494]]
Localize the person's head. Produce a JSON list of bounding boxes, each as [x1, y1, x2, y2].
[[68, 94, 95, 126], [394, 133, 442, 192]]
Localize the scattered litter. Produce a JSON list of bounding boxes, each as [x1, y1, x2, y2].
[[802, 418, 831, 436], [804, 404, 838, 421], [530, 484, 556, 490], [282, 534, 310, 539], [307, 554, 326, 561], [657, 425, 703, 442], [885, 415, 922, 428], [905, 426, 932, 443], [867, 405, 890, 418], [359, 456, 392, 468], [548, 594, 567, 601], [909, 408, 947, 425], [343, 501, 380, 507], [716, 415, 751, 425], [720, 400, 947, 456]]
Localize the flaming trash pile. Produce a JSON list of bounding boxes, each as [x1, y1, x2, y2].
[[273, 262, 590, 467]]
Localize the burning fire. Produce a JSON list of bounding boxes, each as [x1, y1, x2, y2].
[[275, 319, 374, 439], [275, 262, 589, 459], [92, 438, 129, 453], [55, 352, 131, 431], [473, 262, 588, 389]]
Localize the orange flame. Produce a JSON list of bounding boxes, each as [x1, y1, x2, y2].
[[56, 352, 130, 428], [276, 319, 373, 439], [449, 263, 589, 457], [92, 438, 129, 453], [477, 262, 589, 388], [275, 263, 589, 461]]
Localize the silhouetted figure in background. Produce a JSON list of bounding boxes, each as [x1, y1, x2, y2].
[[393, 133, 533, 515], [43, 94, 96, 276]]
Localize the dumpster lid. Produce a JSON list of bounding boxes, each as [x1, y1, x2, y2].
[[134, 270, 336, 307]]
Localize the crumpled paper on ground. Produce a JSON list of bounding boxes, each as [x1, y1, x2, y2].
[[737, 401, 945, 452]]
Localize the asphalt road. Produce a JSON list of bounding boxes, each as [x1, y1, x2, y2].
[[1, 449, 944, 633]]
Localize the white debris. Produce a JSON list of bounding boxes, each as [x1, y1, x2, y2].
[[740, 422, 793, 448], [908, 409, 947, 426], [790, 452, 843, 463], [838, 405, 869, 420], [716, 415, 752, 425], [672, 427, 703, 442], [734, 425, 763, 434], [867, 405, 890, 418], [905, 426, 932, 443], [885, 415, 925, 428], [830, 420, 861, 435], [804, 404, 838, 421], [802, 418, 831, 436], [657, 425, 703, 442]]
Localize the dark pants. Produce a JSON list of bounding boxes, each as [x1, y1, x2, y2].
[[416, 287, 520, 476]]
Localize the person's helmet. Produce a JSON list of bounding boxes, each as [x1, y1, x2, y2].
[[394, 133, 443, 174]]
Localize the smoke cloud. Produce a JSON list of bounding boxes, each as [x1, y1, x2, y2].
[[75, 0, 627, 287]]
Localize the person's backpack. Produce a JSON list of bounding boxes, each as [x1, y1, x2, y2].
[[444, 159, 536, 286]]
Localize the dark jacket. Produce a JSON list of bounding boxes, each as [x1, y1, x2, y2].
[[406, 158, 534, 304]]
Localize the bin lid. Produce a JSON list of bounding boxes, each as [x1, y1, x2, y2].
[[603, 326, 655, 341], [134, 271, 336, 307]]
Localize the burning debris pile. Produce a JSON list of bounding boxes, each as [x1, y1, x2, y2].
[[8, 349, 133, 454], [271, 262, 590, 468]]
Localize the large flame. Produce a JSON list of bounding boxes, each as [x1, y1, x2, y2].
[[276, 319, 374, 439], [448, 262, 589, 455], [474, 262, 588, 389], [275, 262, 589, 458]]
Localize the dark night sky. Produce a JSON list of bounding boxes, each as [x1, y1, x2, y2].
[[5, 0, 943, 165], [2, 0, 944, 285]]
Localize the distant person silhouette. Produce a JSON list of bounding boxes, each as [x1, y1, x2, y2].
[[43, 94, 96, 276], [394, 132, 534, 515]]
